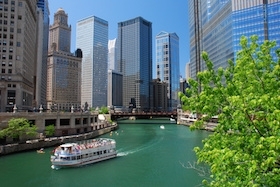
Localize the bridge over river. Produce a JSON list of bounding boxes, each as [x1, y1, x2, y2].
[[110, 111, 177, 120]]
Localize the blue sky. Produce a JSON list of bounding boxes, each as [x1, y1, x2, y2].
[[48, 0, 189, 78]]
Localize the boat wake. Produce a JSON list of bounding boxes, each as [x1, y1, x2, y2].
[[117, 137, 163, 157]]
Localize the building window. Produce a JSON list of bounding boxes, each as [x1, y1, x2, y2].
[[18, 15, 22, 20], [9, 55, 12, 59], [8, 69, 11, 73], [10, 28, 14, 32], [17, 28, 21, 33], [18, 2, 22, 7], [16, 55, 19, 60], [8, 61, 12, 66], [2, 69, 5, 73], [9, 41, 13, 46], [16, 42, 20, 47]]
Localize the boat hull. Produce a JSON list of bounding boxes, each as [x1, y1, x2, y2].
[[51, 153, 117, 168]]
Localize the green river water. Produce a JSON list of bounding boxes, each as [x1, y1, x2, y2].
[[0, 119, 211, 187]]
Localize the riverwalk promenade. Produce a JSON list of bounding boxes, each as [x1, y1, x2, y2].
[[0, 123, 117, 156], [178, 116, 218, 131]]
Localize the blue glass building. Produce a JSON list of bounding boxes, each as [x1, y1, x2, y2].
[[188, 0, 280, 79], [156, 31, 180, 111], [37, 0, 49, 108], [76, 16, 108, 108], [117, 17, 152, 111]]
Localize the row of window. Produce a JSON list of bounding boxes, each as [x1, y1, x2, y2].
[[0, 47, 13, 52], [0, 13, 22, 20], [0, 54, 20, 60], [0, 0, 16, 5], [1, 68, 11, 73], [0, 40, 20, 46]]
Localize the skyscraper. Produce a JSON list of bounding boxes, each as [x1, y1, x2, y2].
[[188, 0, 280, 79], [76, 16, 108, 109], [108, 38, 117, 71], [36, 0, 49, 109], [156, 31, 180, 111], [117, 17, 152, 111], [0, 0, 38, 112], [47, 8, 82, 111]]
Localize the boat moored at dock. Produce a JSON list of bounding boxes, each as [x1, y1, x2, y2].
[[51, 138, 116, 169]]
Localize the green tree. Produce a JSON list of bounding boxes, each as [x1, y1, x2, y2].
[[99, 106, 109, 114], [179, 36, 280, 186], [45, 124, 55, 137], [0, 118, 37, 140]]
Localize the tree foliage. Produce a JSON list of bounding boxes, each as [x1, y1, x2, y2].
[[0, 118, 37, 139], [99, 106, 109, 114], [179, 36, 280, 186], [45, 124, 55, 137]]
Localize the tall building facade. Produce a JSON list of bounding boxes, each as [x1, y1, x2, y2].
[[36, 0, 49, 109], [108, 38, 117, 71], [151, 79, 168, 112], [117, 17, 152, 111], [76, 16, 108, 109], [156, 31, 180, 111], [47, 8, 82, 111], [188, 0, 280, 79], [108, 70, 122, 107], [0, 0, 38, 112]]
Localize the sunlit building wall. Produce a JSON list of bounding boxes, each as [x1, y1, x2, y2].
[[76, 16, 108, 108], [156, 31, 180, 111], [108, 38, 117, 71], [188, 0, 280, 79], [47, 8, 82, 111], [0, 0, 38, 112]]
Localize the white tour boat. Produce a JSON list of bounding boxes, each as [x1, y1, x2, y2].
[[51, 138, 117, 169]]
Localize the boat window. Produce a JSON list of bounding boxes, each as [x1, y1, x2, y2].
[[103, 150, 107, 154]]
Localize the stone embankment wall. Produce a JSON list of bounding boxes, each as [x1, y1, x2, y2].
[[0, 124, 118, 156]]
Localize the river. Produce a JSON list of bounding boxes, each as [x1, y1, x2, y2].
[[0, 119, 211, 187]]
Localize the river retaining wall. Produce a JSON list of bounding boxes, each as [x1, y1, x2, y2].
[[0, 124, 118, 156]]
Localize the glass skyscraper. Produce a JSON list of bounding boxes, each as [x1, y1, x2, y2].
[[36, 0, 49, 108], [117, 17, 152, 111], [156, 31, 180, 111], [188, 0, 280, 79], [76, 16, 108, 108]]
